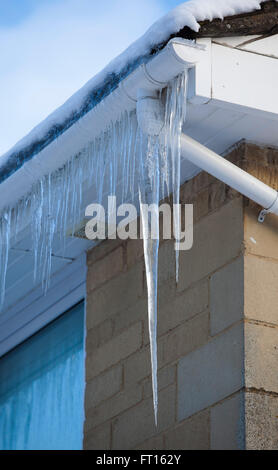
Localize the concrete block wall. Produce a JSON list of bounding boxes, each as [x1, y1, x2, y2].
[[84, 142, 278, 450]]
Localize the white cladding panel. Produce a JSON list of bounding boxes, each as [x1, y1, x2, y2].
[[211, 43, 278, 118], [240, 34, 278, 58]]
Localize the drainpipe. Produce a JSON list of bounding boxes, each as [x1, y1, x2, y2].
[[136, 90, 278, 224], [180, 134, 278, 222]]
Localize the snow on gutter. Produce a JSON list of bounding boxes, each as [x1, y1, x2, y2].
[[0, 39, 206, 212], [0, 1, 274, 200]]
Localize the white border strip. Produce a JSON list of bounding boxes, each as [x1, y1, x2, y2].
[[0, 254, 87, 358]]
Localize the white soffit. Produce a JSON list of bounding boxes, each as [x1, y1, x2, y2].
[[211, 43, 278, 118]]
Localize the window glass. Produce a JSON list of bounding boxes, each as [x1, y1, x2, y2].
[[0, 302, 85, 450]]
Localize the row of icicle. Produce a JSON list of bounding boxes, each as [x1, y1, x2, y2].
[[0, 71, 188, 423]]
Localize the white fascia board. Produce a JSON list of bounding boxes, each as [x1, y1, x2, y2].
[[189, 40, 278, 122], [210, 43, 278, 120]]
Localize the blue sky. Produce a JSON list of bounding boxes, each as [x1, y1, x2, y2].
[[0, 1, 182, 27], [0, 0, 185, 155], [0, 0, 57, 27]]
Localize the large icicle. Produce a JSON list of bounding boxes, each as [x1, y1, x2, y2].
[[139, 133, 160, 426], [137, 72, 188, 424], [0, 209, 11, 308]]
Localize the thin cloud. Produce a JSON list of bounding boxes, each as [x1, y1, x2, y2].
[[0, 0, 168, 155]]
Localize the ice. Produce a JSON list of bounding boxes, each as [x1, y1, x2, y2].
[[0, 209, 11, 307], [164, 73, 189, 282], [0, 111, 140, 307], [0, 72, 188, 423], [139, 133, 160, 425], [137, 72, 188, 424]]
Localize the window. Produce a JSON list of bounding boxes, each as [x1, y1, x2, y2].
[[0, 302, 85, 450]]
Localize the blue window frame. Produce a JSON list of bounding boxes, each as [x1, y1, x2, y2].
[[0, 301, 85, 450]]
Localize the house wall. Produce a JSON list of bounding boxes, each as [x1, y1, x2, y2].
[[242, 144, 278, 450], [84, 142, 278, 450]]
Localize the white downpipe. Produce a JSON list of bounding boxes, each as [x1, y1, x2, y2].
[[181, 134, 278, 220], [135, 82, 278, 222]]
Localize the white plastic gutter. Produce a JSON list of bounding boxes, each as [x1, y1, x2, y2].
[[0, 38, 204, 213], [1, 36, 277, 223], [180, 134, 278, 221]]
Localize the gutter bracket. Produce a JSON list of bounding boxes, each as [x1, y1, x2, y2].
[[258, 192, 278, 223], [258, 209, 268, 224]]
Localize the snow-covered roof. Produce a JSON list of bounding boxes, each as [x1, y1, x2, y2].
[[0, 0, 276, 182]]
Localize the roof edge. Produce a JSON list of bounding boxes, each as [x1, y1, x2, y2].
[[1, 0, 277, 185]]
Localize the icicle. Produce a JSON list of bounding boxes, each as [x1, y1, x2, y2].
[[139, 132, 160, 426], [0, 109, 138, 309], [0, 209, 11, 308], [165, 72, 188, 283], [42, 175, 55, 293], [123, 111, 130, 201], [111, 122, 118, 198], [130, 123, 139, 203], [137, 71, 188, 425], [32, 180, 44, 283]]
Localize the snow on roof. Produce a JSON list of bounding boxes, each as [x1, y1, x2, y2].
[[0, 0, 275, 180]]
